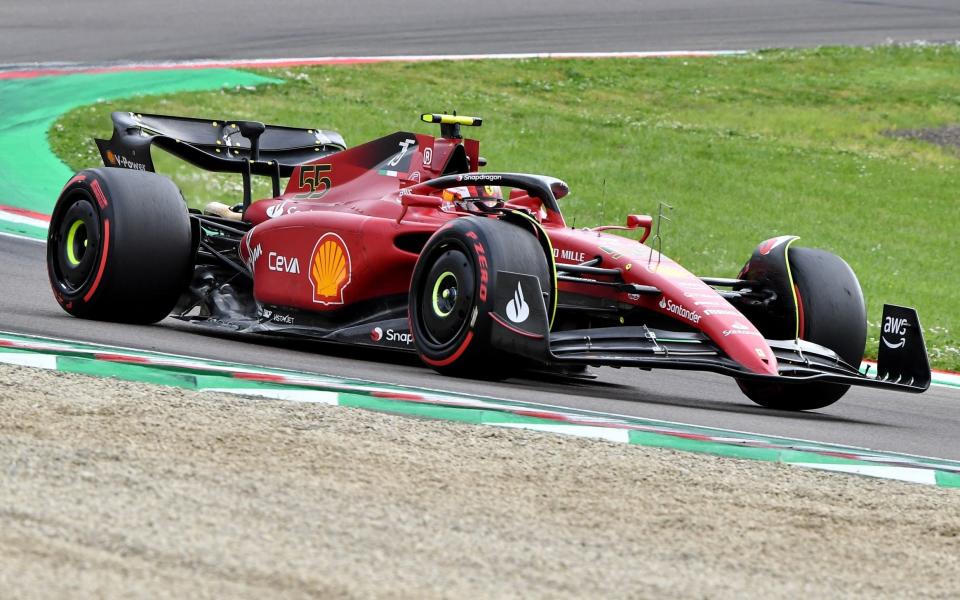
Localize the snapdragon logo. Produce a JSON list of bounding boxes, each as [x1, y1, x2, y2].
[[371, 327, 413, 345], [457, 174, 502, 182], [658, 297, 701, 323]]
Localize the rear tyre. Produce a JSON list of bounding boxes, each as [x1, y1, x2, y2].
[[47, 168, 193, 324], [409, 217, 551, 377], [738, 247, 867, 410]]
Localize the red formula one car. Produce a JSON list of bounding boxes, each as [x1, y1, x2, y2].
[[47, 112, 931, 410]]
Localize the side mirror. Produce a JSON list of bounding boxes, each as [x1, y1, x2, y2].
[[627, 215, 653, 243], [397, 193, 443, 223], [550, 180, 569, 200], [590, 214, 653, 242], [401, 193, 442, 209]]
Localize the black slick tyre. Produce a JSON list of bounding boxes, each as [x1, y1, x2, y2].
[[738, 247, 867, 410], [409, 217, 551, 377], [47, 168, 192, 324]]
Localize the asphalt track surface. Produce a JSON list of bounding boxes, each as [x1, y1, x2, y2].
[[1, 0, 960, 65], [1, 1, 958, 460], [3, 236, 958, 460]]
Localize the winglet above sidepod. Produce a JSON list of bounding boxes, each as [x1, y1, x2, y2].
[[420, 113, 482, 139], [420, 113, 483, 126], [876, 304, 931, 391]]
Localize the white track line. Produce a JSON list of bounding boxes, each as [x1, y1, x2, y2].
[[0, 210, 49, 229], [0, 50, 749, 74], [0, 231, 44, 243]]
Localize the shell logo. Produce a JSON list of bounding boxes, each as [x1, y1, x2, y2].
[[309, 232, 352, 305]]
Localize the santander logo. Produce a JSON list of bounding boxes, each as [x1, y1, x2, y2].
[[658, 297, 702, 324]]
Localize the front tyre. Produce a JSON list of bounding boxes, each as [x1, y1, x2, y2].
[[738, 247, 867, 410], [47, 168, 192, 324], [409, 217, 551, 377]]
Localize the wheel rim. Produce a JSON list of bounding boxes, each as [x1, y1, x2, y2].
[[431, 271, 458, 317], [52, 196, 101, 293], [65, 219, 88, 266], [419, 247, 475, 347]]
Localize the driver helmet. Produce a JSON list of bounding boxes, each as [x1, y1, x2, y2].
[[441, 185, 504, 211]]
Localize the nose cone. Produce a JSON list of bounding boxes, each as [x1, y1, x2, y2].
[[707, 321, 779, 375], [654, 281, 778, 376], [585, 238, 780, 377]]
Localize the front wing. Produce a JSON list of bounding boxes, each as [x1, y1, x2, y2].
[[546, 306, 930, 394]]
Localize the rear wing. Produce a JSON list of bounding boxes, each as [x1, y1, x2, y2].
[[95, 111, 346, 205], [95, 111, 345, 175]]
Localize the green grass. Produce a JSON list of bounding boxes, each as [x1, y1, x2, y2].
[[49, 45, 960, 369]]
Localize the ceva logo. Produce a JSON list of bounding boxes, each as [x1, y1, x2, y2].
[[267, 251, 300, 274]]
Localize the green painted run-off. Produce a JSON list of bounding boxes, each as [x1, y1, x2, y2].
[[0, 69, 275, 214]]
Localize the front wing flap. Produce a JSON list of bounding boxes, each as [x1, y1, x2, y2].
[[547, 303, 931, 394]]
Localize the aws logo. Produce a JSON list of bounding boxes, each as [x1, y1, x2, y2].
[[309, 233, 352, 305], [882, 316, 909, 349]]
